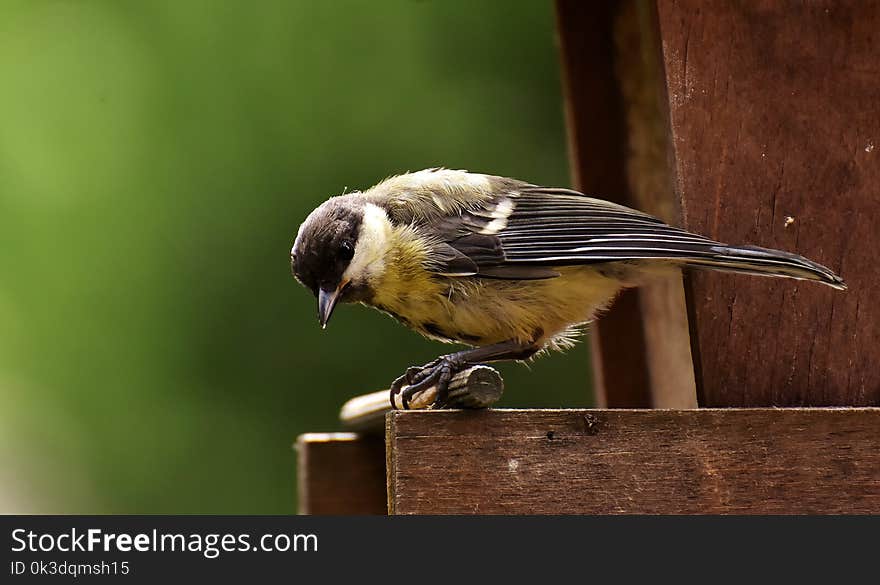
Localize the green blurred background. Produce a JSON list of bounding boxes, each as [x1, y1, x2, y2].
[[0, 0, 592, 514]]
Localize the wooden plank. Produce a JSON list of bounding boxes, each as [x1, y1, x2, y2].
[[295, 433, 386, 515], [387, 409, 880, 514], [555, 0, 697, 408], [655, 0, 880, 406]]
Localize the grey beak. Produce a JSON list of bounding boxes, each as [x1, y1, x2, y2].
[[317, 287, 341, 329]]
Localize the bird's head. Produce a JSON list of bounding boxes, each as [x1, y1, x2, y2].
[[290, 195, 390, 328]]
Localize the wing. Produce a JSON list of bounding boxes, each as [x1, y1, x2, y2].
[[419, 185, 726, 279]]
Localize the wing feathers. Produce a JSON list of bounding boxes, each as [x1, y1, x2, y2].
[[496, 189, 722, 264], [413, 183, 843, 288]]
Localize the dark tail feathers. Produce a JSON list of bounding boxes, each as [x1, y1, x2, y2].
[[682, 245, 846, 290]]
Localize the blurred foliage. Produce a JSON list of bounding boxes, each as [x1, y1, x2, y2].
[[0, 0, 591, 513]]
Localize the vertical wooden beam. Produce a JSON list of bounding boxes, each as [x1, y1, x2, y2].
[[613, 1, 698, 408], [555, 1, 697, 407], [555, 1, 650, 408], [295, 433, 386, 515], [656, 0, 880, 406]]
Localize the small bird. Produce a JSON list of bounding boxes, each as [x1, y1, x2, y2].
[[290, 168, 845, 408]]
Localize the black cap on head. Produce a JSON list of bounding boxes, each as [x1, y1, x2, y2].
[[290, 197, 365, 326]]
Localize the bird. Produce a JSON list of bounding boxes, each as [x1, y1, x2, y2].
[[289, 168, 846, 409]]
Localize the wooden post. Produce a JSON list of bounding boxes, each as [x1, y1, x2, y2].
[[555, 0, 697, 408], [295, 433, 386, 515], [655, 0, 880, 406], [558, 0, 879, 407]]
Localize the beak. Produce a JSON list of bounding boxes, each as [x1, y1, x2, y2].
[[317, 283, 346, 329]]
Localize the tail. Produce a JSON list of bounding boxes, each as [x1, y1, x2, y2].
[[682, 245, 846, 290]]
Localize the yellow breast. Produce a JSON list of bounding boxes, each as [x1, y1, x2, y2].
[[368, 227, 625, 351]]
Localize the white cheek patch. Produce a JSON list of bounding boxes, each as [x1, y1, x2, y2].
[[342, 203, 392, 283]]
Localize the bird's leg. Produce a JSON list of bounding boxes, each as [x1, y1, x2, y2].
[[389, 340, 540, 409]]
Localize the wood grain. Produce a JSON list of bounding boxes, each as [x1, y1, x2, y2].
[[295, 433, 386, 515], [656, 0, 880, 405], [387, 408, 880, 514]]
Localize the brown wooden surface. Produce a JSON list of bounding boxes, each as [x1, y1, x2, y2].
[[295, 433, 386, 515], [555, 0, 698, 408], [656, 1, 880, 406], [387, 408, 880, 514]]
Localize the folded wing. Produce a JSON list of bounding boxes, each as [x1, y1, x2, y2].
[[419, 185, 845, 289]]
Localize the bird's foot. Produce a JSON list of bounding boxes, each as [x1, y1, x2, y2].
[[389, 354, 467, 410]]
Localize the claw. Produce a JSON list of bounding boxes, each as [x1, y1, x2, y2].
[[389, 370, 414, 410], [432, 368, 453, 408], [400, 370, 442, 407], [389, 354, 466, 410]]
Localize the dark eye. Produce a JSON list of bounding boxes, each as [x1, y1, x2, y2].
[[339, 240, 354, 261]]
